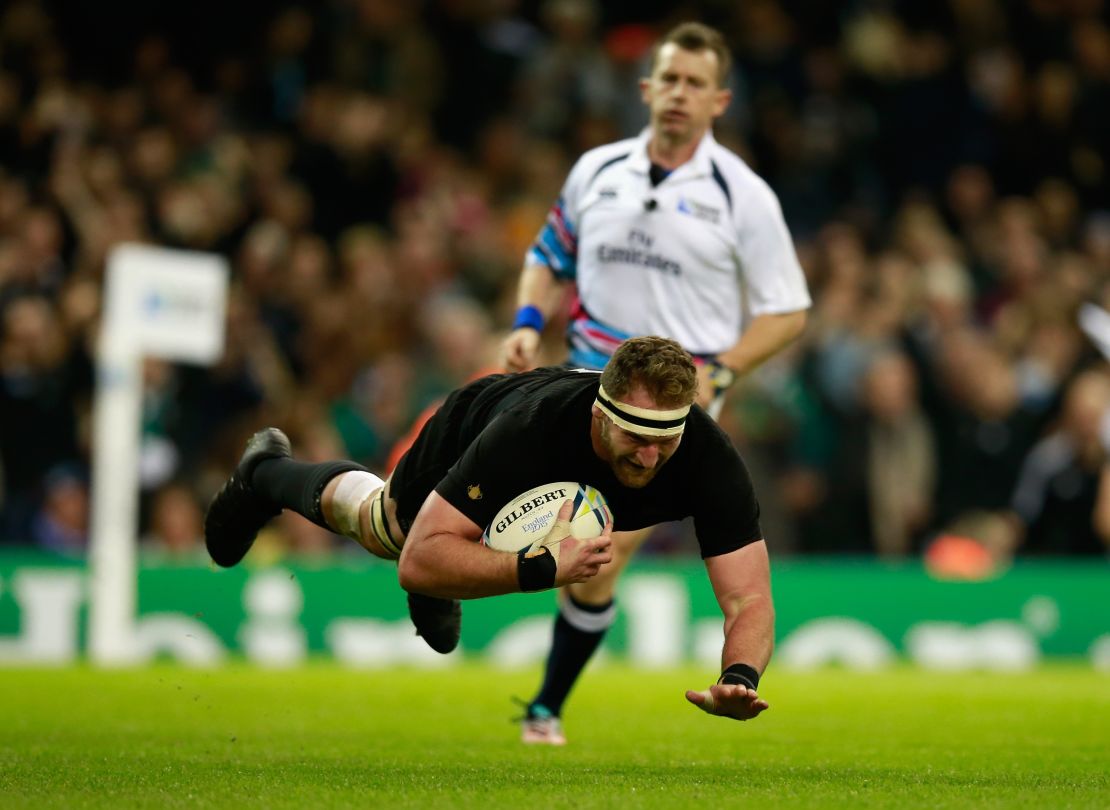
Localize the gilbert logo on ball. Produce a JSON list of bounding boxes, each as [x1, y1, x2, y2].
[[482, 481, 612, 553]]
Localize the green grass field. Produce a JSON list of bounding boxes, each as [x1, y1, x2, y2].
[[0, 664, 1106, 808]]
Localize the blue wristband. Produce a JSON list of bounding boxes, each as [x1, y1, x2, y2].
[[512, 305, 545, 332]]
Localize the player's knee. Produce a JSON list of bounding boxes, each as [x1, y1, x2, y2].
[[611, 527, 651, 561], [567, 573, 616, 604], [566, 528, 645, 602], [325, 470, 385, 546]]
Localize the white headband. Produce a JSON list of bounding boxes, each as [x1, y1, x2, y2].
[[594, 384, 690, 437]]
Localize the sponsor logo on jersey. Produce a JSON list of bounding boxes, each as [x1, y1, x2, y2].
[[598, 187, 618, 199], [596, 244, 682, 277], [494, 488, 568, 534], [468, 485, 483, 500], [678, 196, 721, 224]]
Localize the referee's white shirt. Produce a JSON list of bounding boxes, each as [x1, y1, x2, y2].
[[529, 128, 811, 366]]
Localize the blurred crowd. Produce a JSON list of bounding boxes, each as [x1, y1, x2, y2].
[[1, 0, 1110, 564]]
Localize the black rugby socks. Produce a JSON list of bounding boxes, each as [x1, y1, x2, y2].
[[252, 458, 367, 530], [530, 595, 615, 717]]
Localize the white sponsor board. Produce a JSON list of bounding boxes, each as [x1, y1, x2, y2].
[[102, 243, 228, 363]]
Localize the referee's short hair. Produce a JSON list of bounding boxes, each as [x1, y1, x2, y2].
[[651, 21, 731, 87], [602, 337, 698, 409]]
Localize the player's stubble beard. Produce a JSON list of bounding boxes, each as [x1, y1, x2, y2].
[[594, 414, 673, 489]]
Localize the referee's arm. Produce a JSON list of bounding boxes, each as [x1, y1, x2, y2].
[[502, 261, 568, 372], [717, 309, 807, 379]]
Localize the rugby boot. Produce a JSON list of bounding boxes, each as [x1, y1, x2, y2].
[[521, 704, 567, 746], [204, 427, 292, 567], [407, 592, 462, 654]]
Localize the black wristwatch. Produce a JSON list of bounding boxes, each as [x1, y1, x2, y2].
[[705, 359, 737, 393]]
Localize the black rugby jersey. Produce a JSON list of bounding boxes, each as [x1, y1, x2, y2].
[[390, 367, 762, 558]]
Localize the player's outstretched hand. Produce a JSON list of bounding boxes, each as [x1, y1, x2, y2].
[[546, 501, 612, 586], [501, 328, 541, 373], [685, 682, 769, 721]]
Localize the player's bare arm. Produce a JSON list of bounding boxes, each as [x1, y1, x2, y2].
[[397, 494, 612, 599], [685, 539, 774, 721], [501, 262, 568, 372]]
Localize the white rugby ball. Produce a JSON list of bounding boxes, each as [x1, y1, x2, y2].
[[482, 481, 612, 554]]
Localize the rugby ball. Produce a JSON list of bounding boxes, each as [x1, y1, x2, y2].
[[482, 481, 612, 554]]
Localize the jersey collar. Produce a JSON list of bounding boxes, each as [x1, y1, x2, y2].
[[627, 127, 718, 180]]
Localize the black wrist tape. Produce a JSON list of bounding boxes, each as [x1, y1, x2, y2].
[[517, 546, 557, 592], [718, 663, 760, 689]]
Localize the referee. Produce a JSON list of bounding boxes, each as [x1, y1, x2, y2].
[[501, 21, 810, 744]]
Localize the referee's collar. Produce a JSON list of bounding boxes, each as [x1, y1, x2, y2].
[[627, 128, 718, 179]]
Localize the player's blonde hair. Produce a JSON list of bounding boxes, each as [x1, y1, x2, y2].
[[601, 336, 698, 409], [650, 21, 731, 87]]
